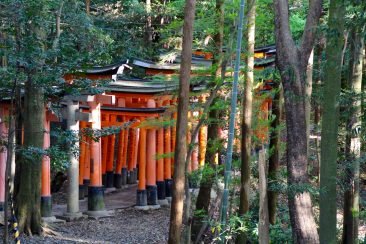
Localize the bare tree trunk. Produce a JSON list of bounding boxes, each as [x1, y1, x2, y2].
[[17, 77, 44, 235], [305, 50, 314, 154], [318, 0, 346, 243], [85, 0, 90, 14], [168, 1, 196, 243], [268, 84, 282, 225], [313, 38, 325, 181], [4, 111, 15, 244], [237, 1, 256, 242], [258, 147, 269, 244], [239, 0, 255, 216], [342, 25, 364, 244], [273, 0, 322, 242], [145, 0, 153, 46]]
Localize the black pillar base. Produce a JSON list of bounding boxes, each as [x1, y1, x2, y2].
[[83, 179, 90, 197], [102, 174, 106, 186], [157, 181, 166, 200], [87, 186, 105, 211], [114, 174, 122, 188], [165, 179, 173, 198], [0, 202, 4, 211], [121, 168, 127, 185], [133, 168, 138, 183], [41, 196, 52, 217], [79, 185, 85, 200], [127, 171, 134, 184], [106, 171, 114, 188], [146, 185, 158, 205], [136, 190, 147, 206]]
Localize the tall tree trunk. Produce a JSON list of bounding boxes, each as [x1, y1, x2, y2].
[[17, 78, 44, 234], [145, 0, 153, 46], [168, 1, 196, 243], [268, 84, 283, 225], [220, 0, 246, 226], [258, 147, 269, 244], [191, 0, 224, 241], [239, 0, 256, 216], [342, 25, 364, 244], [274, 0, 322, 242], [237, 0, 256, 242], [313, 38, 325, 181], [85, 0, 90, 14], [305, 50, 314, 154], [318, 0, 346, 243]]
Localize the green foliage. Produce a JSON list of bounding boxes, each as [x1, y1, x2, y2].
[[213, 214, 248, 243]]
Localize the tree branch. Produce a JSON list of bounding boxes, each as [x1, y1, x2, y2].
[[300, 0, 323, 68]]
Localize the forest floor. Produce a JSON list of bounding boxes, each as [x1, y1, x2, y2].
[[0, 207, 170, 244], [0, 185, 170, 244]]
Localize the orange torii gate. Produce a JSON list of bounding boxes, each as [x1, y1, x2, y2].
[[0, 45, 277, 220]]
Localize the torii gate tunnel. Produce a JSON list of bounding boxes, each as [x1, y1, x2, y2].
[[0, 45, 276, 217]]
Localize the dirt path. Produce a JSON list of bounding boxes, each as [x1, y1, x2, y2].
[[1, 207, 170, 244]]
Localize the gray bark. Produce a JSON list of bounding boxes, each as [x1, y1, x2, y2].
[[168, 1, 196, 243], [274, 0, 322, 242]]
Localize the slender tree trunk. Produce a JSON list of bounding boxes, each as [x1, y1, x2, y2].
[[17, 77, 44, 235], [145, 0, 153, 46], [4, 109, 15, 244], [268, 84, 283, 225], [258, 147, 269, 244], [191, 0, 224, 241], [237, 1, 255, 242], [342, 25, 364, 244], [168, 1, 196, 243], [318, 0, 346, 243], [313, 38, 325, 181], [86, 0, 90, 14], [239, 0, 255, 216], [274, 0, 322, 242], [305, 50, 314, 154]]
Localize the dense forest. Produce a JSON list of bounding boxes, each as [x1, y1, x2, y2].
[[0, 0, 365, 243]]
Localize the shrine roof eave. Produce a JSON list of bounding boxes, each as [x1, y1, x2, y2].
[[82, 60, 128, 75], [132, 59, 209, 71], [254, 45, 276, 53], [80, 104, 166, 113]]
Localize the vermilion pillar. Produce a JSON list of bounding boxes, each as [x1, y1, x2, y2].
[[101, 115, 109, 185], [198, 125, 207, 167], [115, 98, 127, 187], [106, 114, 116, 188], [83, 134, 91, 196], [87, 100, 105, 213], [199, 95, 207, 167], [136, 127, 148, 208], [132, 127, 139, 183], [121, 124, 129, 185], [191, 133, 199, 171], [171, 100, 177, 177], [127, 127, 136, 184], [79, 121, 86, 199], [146, 99, 158, 206], [156, 118, 166, 202], [164, 125, 173, 199], [114, 118, 125, 188], [0, 107, 7, 211], [41, 112, 52, 217]]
